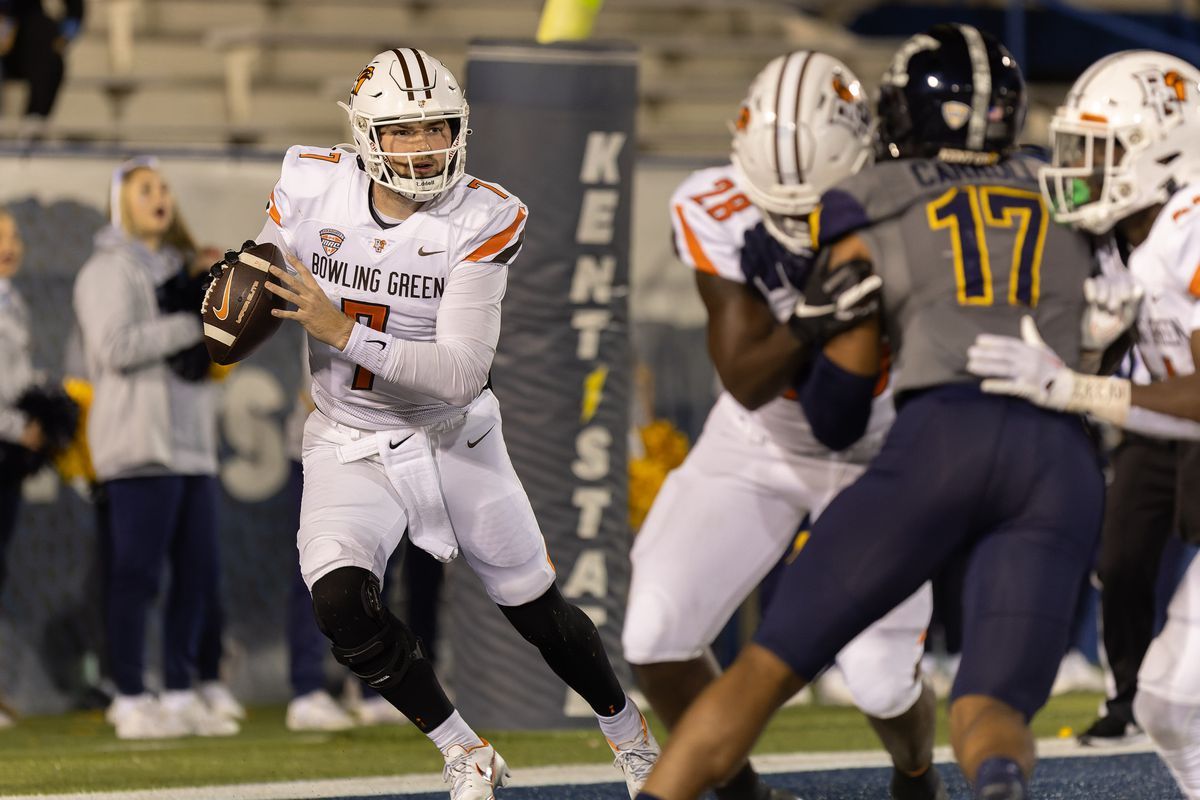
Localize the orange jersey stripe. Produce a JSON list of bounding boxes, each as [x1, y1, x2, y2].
[[1190, 263, 1200, 298], [673, 204, 717, 275], [466, 207, 527, 262], [268, 191, 282, 227]]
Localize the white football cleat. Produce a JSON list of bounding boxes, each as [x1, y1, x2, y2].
[[608, 714, 660, 798], [1051, 649, 1106, 696], [198, 681, 246, 720], [286, 690, 357, 732], [355, 695, 411, 726], [442, 740, 511, 799], [108, 693, 189, 740], [160, 690, 240, 737]]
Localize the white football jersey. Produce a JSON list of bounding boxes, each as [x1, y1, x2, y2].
[[266, 145, 526, 428], [670, 164, 893, 460], [1130, 185, 1200, 382]]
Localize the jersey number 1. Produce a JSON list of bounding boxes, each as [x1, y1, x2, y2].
[[342, 299, 390, 390], [927, 185, 1048, 307]]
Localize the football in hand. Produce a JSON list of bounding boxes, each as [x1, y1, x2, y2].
[[202, 242, 286, 365]]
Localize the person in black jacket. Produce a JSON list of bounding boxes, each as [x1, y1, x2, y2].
[[0, 0, 83, 133]]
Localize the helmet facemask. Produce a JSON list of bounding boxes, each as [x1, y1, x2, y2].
[[337, 49, 471, 203], [1040, 51, 1200, 235], [1042, 115, 1178, 235], [343, 105, 469, 203]]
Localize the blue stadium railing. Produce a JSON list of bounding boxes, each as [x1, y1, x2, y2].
[[849, 1, 1200, 80]]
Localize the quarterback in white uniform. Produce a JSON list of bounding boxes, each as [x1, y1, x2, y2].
[[621, 52, 939, 800], [244, 48, 657, 800], [967, 51, 1200, 800]]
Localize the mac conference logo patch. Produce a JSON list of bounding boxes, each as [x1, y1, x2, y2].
[[320, 228, 345, 255]]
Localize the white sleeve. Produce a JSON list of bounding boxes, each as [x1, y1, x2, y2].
[[262, 180, 295, 253], [1122, 405, 1200, 441], [1170, 218, 1200, 298], [340, 261, 505, 407], [255, 217, 290, 256]]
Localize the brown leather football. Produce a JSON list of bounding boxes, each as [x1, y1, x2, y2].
[[202, 242, 286, 365]]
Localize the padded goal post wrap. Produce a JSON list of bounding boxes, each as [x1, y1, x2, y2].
[[448, 39, 638, 728]]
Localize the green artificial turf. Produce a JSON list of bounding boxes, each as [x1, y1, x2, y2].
[[0, 693, 1104, 795]]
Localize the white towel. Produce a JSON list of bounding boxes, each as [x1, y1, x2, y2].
[[335, 429, 459, 563]]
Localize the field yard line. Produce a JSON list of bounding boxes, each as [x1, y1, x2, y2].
[[0, 738, 1158, 800]]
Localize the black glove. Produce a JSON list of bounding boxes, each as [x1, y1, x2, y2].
[[203, 240, 259, 294], [787, 254, 883, 346], [156, 267, 208, 315], [166, 342, 213, 382]]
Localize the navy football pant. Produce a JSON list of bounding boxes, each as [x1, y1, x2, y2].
[[286, 461, 328, 697], [755, 388, 1104, 719], [0, 479, 20, 596], [105, 475, 220, 695]]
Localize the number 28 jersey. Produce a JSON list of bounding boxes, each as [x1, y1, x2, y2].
[[671, 164, 893, 460], [264, 145, 527, 429]]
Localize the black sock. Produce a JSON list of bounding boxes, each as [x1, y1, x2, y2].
[[715, 762, 766, 800], [375, 658, 455, 733], [891, 764, 944, 800]]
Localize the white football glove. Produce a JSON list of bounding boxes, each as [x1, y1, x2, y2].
[[752, 260, 803, 324], [967, 315, 1077, 410], [1081, 273, 1143, 351], [967, 315, 1132, 424]]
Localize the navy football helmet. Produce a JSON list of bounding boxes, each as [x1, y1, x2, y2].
[[876, 24, 1026, 162]]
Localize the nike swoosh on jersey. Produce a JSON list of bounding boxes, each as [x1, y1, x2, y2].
[[389, 433, 414, 449], [467, 426, 495, 448], [212, 269, 235, 321], [417, 246, 445, 257], [367, 339, 386, 349]]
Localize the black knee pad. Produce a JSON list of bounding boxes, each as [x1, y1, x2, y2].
[[310, 566, 428, 691]]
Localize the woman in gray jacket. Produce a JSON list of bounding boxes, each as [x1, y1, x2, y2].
[[0, 207, 41, 730], [73, 158, 237, 740]]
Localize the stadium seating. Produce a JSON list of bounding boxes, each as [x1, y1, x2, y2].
[[9, 0, 1174, 154], [3, 0, 899, 156]]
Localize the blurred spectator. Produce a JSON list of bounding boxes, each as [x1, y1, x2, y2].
[[73, 158, 236, 740], [0, 0, 84, 137], [195, 601, 246, 722], [0, 207, 38, 729]]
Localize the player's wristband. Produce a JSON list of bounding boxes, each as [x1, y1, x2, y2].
[[342, 321, 394, 378], [1064, 373, 1131, 426]]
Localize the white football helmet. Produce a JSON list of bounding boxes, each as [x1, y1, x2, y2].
[[730, 51, 873, 253], [338, 48, 469, 202], [1041, 50, 1200, 234]]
